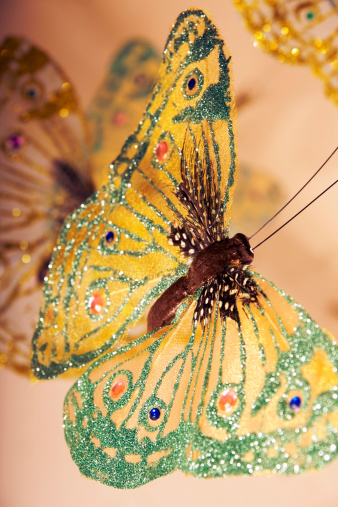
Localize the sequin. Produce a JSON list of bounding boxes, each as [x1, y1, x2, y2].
[[149, 407, 161, 420], [112, 110, 128, 126], [188, 77, 196, 90], [5, 134, 25, 151], [89, 293, 105, 314], [219, 389, 238, 412], [111, 379, 126, 400], [134, 73, 146, 86], [289, 396, 302, 411], [156, 141, 168, 162], [105, 231, 115, 243]]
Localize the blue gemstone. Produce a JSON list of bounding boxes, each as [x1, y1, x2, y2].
[[289, 396, 302, 411], [105, 231, 115, 243], [188, 77, 196, 90], [149, 407, 161, 421]]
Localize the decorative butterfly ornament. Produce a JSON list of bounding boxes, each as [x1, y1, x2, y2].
[[31, 9, 338, 488], [0, 37, 159, 375], [0, 36, 94, 374], [234, 0, 338, 106]]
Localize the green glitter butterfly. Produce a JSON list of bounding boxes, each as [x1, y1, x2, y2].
[[34, 8, 338, 488]]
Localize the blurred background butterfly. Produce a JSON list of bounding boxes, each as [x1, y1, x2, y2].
[[234, 0, 338, 106], [29, 7, 338, 489], [0, 37, 160, 375], [0, 34, 282, 377]]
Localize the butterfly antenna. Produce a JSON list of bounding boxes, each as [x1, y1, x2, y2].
[[252, 178, 338, 250], [249, 146, 338, 240]]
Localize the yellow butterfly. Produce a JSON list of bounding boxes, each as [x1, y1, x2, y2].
[[32, 8, 338, 488], [234, 0, 338, 106], [0, 37, 159, 375]]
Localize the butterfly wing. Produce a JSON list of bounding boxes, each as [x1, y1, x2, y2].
[[32, 9, 239, 379], [0, 37, 94, 375], [234, 0, 338, 105], [63, 274, 338, 488], [231, 164, 284, 234], [87, 40, 160, 188]]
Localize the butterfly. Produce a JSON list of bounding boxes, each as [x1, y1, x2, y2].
[[31, 8, 338, 488], [234, 0, 338, 106], [0, 36, 160, 376]]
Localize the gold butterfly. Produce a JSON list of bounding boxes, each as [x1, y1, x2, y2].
[[234, 0, 338, 106], [0, 37, 159, 375], [31, 8, 338, 488]]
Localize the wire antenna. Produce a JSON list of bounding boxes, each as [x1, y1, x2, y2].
[[252, 178, 338, 250], [249, 146, 338, 240]]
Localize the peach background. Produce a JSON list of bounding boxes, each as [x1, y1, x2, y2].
[[0, 1, 337, 506]]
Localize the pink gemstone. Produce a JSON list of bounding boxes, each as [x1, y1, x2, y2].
[[219, 389, 238, 412], [5, 134, 25, 151], [156, 141, 168, 162], [112, 110, 128, 126], [111, 379, 126, 400], [89, 293, 104, 314]]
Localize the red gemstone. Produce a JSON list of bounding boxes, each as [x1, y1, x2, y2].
[[112, 110, 128, 126], [89, 293, 104, 314], [156, 141, 168, 162], [219, 389, 238, 412], [111, 379, 126, 400]]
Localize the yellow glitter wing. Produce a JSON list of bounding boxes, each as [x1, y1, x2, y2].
[[87, 40, 160, 188], [63, 272, 338, 487], [0, 36, 94, 375], [234, 0, 338, 106], [32, 9, 239, 379]]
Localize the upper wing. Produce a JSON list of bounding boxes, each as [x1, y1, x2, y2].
[[0, 36, 93, 375], [87, 40, 160, 188], [32, 9, 239, 379], [63, 273, 338, 488]]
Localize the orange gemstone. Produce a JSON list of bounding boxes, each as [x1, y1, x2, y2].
[[89, 293, 104, 314], [219, 389, 238, 412], [112, 110, 128, 126], [111, 379, 126, 400], [156, 141, 168, 162]]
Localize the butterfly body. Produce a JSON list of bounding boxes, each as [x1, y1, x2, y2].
[[148, 233, 255, 332]]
